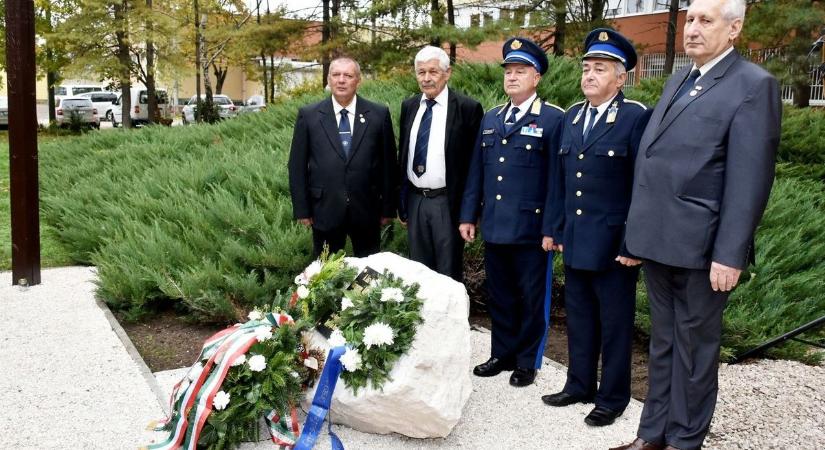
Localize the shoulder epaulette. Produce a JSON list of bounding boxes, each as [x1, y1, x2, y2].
[[544, 101, 565, 113], [566, 100, 586, 113], [622, 99, 648, 110], [489, 103, 506, 115]]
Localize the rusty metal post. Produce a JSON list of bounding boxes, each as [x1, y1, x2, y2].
[[6, 0, 41, 286]]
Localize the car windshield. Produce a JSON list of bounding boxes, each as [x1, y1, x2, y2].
[[92, 93, 117, 103], [214, 97, 231, 105], [62, 99, 93, 108], [138, 91, 169, 104], [73, 87, 102, 95]]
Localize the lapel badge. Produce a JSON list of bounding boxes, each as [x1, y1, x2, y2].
[[359, 113, 365, 123], [689, 90, 698, 97], [606, 101, 618, 124], [530, 98, 542, 115], [695, 85, 703, 91], [599, 31, 609, 42], [511, 39, 522, 50], [572, 105, 584, 125]]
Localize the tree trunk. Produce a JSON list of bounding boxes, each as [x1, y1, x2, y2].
[[213, 63, 228, 95], [664, 0, 680, 75], [590, 0, 606, 22], [115, 0, 132, 128], [45, 6, 57, 123], [269, 54, 275, 102], [552, 0, 566, 56], [194, 0, 202, 122], [322, 0, 330, 88], [430, 0, 442, 47], [793, 81, 811, 107], [146, 0, 157, 124], [447, 0, 456, 63], [257, 3, 268, 106]]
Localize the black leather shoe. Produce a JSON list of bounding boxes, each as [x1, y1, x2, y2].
[[473, 357, 515, 377], [508, 368, 536, 387], [584, 405, 624, 427], [541, 391, 594, 407]]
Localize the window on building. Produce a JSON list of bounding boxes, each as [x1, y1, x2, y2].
[[470, 13, 480, 28], [483, 12, 493, 26]]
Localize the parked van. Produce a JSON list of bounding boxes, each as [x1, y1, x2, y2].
[[111, 87, 172, 127], [55, 84, 104, 98], [77, 91, 118, 122]]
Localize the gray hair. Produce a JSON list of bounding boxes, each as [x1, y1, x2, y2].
[[414, 46, 450, 72], [330, 57, 362, 79], [614, 61, 627, 78], [720, 0, 746, 21]]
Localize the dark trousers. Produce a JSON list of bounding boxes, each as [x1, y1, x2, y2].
[[562, 264, 638, 411], [406, 191, 463, 281], [638, 260, 729, 450], [311, 208, 380, 258], [484, 242, 551, 369]]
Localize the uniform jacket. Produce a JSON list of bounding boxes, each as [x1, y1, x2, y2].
[[288, 96, 398, 232], [625, 50, 781, 270], [546, 91, 652, 271], [398, 89, 483, 223], [459, 97, 564, 244]]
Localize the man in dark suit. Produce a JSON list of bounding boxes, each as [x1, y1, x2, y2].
[[612, 0, 781, 449], [288, 57, 398, 258], [541, 28, 652, 428], [398, 46, 483, 281], [459, 37, 564, 387]]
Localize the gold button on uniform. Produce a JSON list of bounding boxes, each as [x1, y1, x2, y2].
[[578, 154, 584, 160], [526, 144, 532, 150], [496, 194, 502, 200], [576, 172, 582, 178], [608, 150, 615, 157], [576, 190, 582, 197], [497, 176, 503, 181], [576, 209, 582, 215], [502, 139, 508, 145], [499, 157, 505, 163]]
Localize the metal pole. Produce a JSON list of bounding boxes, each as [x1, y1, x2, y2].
[[5, 0, 42, 286], [731, 315, 825, 363]]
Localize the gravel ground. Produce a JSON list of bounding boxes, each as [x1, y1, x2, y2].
[[3, 266, 823, 449]]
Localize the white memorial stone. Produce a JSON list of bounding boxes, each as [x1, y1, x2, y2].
[[303, 252, 472, 438]]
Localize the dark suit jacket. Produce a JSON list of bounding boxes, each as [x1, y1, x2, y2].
[[288, 96, 398, 232], [398, 89, 483, 223], [546, 92, 652, 271], [625, 50, 782, 270]]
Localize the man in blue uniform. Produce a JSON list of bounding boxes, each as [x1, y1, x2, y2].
[[540, 28, 652, 426], [459, 37, 564, 387]]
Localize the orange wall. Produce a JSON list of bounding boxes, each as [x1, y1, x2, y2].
[[613, 11, 687, 54]]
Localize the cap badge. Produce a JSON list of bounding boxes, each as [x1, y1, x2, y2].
[[510, 39, 522, 50], [599, 31, 609, 42]]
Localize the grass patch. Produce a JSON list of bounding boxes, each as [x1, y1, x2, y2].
[[0, 134, 73, 271]]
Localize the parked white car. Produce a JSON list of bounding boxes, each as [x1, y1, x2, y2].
[[55, 84, 103, 99], [181, 94, 238, 124], [0, 96, 8, 128], [111, 87, 172, 127], [55, 97, 100, 128], [242, 95, 266, 114], [78, 91, 118, 122]]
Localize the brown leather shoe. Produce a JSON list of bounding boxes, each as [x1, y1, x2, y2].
[[609, 437, 665, 450]]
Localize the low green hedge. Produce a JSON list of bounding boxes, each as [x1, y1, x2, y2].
[[34, 61, 824, 362]]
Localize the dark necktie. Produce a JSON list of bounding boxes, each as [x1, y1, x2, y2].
[[339, 108, 351, 157], [669, 69, 701, 108], [504, 106, 520, 130], [413, 98, 437, 177], [583, 107, 598, 141]]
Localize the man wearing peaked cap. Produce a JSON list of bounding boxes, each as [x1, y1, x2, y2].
[[459, 37, 564, 388], [541, 28, 652, 428]]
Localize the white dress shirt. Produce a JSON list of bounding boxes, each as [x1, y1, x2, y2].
[[583, 93, 619, 135], [408, 86, 449, 189], [693, 46, 735, 82], [502, 92, 538, 125], [331, 95, 357, 132]]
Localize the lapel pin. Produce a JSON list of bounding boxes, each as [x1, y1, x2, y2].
[[695, 86, 703, 91], [572, 105, 584, 125], [689, 90, 698, 97], [606, 101, 618, 124], [359, 114, 365, 123]]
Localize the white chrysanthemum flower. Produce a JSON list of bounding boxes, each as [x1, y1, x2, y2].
[[231, 354, 246, 367], [294, 274, 308, 286], [379, 287, 404, 303], [363, 322, 395, 349], [290, 371, 301, 379], [304, 260, 322, 280], [296, 285, 310, 299], [340, 296, 354, 311], [247, 310, 263, 321], [248, 354, 267, 372], [254, 325, 273, 342], [340, 347, 362, 372], [213, 390, 230, 411], [188, 362, 204, 381], [328, 329, 347, 347]]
